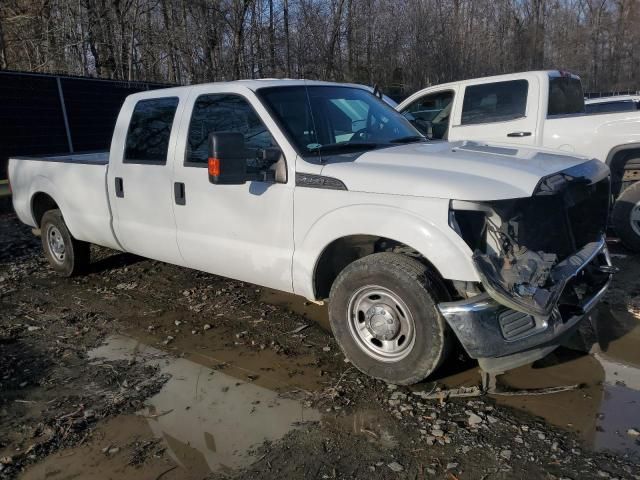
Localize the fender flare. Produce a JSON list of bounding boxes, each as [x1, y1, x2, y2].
[[606, 143, 640, 194], [292, 204, 479, 300], [605, 142, 640, 166], [28, 176, 82, 238]]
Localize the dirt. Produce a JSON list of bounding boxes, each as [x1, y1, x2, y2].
[[1, 210, 639, 479]]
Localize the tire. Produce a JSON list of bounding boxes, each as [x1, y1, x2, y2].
[[40, 209, 90, 277], [612, 181, 640, 252], [328, 252, 450, 385]]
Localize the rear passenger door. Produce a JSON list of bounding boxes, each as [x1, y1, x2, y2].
[[107, 94, 185, 265], [448, 79, 539, 146]]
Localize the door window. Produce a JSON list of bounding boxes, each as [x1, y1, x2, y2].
[[402, 91, 454, 139], [185, 94, 277, 169], [461, 80, 528, 125], [548, 76, 584, 116], [124, 97, 179, 164]]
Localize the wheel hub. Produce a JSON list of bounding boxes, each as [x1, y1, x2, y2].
[[631, 201, 640, 237], [47, 225, 65, 263], [366, 305, 400, 341], [347, 285, 416, 363]]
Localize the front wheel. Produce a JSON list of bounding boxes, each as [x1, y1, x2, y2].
[[612, 181, 640, 252], [328, 253, 450, 385], [41, 209, 90, 277]]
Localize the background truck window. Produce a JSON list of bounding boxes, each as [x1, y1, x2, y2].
[[124, 97, 179, 164], [547, 76, 585, 116], [461, 80, 528, 125], [185, 94, 276, 166], [402, 90, 454, 139], [585, 100, 637, 114]]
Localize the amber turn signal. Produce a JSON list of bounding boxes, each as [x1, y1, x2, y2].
[[208, 157, 220, 177]]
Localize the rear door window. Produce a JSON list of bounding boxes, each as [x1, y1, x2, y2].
[[548, 76, 584, 116], [461, 80, 528, 125], [124, 97, 179, 164]]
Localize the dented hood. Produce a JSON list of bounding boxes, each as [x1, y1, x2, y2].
[[319, 141, 592, 201]]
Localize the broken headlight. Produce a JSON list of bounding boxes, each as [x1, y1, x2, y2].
[[449, 199, 562, 315]]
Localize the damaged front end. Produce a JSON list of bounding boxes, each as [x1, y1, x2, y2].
[[439, 159, 614, 372]]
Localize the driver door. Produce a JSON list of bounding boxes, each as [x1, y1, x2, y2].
[[172, 90, 295, 293]]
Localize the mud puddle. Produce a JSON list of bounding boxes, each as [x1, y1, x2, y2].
[[22, 334, 322, 479], [259, 288, 330, 331], [118, 309, 328, 393], [432, 306, 640, 456], [262, 286, 640, 456]]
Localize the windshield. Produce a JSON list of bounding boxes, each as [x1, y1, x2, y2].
[[257, 85, 422, 156]]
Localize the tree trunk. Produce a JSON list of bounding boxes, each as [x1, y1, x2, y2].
[[0, 15, 7, 69], [269, 0, 276, 75], [284, 0, 291, 76]]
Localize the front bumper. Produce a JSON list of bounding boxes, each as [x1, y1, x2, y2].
[[438, 237, 612, 372]]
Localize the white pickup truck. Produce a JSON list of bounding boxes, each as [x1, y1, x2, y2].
[[9, 80, 613, 384], [397, 71, 640, 250]]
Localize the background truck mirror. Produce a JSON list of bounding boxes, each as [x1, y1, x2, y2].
[[208, 132, 249, 185]]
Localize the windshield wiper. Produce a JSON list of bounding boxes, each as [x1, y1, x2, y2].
[[308, 142, 382, 154], [389, 135, 427, 144]]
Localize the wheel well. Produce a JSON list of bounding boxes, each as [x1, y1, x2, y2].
[[31, 192, 59, 227], [313, 235, 451, 300], [608, 148, 640, 196]]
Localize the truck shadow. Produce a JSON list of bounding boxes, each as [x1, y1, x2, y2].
[[88, 250, 144, 274]]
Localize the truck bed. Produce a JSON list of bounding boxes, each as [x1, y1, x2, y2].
[[8, 152, 121, 251], [11, 152, 109, 165]]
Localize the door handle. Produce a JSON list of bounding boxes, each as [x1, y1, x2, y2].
[[174, 182, 186, 205], [115, 177, 124, 198], [507, 131, 532, 137]]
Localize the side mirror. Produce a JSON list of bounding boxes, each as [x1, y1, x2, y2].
[[410, 119, 433, 139], [208, 132, 249, 185]]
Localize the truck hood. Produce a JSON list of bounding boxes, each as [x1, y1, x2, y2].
[[319, 141, 591, 201]]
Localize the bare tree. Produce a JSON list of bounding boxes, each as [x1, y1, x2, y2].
[[0, 0, 637, 94]]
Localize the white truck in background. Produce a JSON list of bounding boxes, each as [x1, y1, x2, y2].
[[585, 95, 640, 114], [9, 80, 613, 384], [397, 71, 640, 250]]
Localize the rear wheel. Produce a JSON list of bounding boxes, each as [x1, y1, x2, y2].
[[328, 252, 450, 385], [41, 209, 90, 277], [612, 181, 640, 252]]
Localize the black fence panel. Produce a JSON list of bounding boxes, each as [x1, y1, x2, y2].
[[0, 71, 171, 180], [0, 74, 69, 179]]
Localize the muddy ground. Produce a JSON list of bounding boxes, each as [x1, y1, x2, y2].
[[1, 210, 639, 480]]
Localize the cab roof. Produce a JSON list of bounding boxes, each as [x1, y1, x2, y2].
[[124, 78, 387, 104]]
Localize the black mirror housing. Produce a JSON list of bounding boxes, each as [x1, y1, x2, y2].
[[410, 119, 433, 140], [208, 132, 249, 185]]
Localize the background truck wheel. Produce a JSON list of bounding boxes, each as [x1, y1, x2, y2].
[[328, 252, 450, 385], [612, 181, 640, 252], [40, 209, 90, 277]]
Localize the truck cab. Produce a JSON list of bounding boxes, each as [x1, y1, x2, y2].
[[9, 80, 614, 385]]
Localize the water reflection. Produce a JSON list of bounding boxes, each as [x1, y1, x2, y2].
[[593, 353, 640, 454], [89, 335, 321, 474], [430, 306, 640, 456]]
